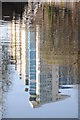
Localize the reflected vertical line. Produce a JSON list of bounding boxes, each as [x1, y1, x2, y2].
[[19, 18, 22, 77], [15, 16, 17, 70], [36, 25, 40, 96]]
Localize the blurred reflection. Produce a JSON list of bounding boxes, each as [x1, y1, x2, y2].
[[1, 2, 79, 110], [0, 20, 11, 118]]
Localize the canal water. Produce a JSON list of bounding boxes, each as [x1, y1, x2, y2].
[[0, 2, 79, 118]]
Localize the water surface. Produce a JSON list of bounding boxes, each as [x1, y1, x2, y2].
[[0, 2, 79, 118]]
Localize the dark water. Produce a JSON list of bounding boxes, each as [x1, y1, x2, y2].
[[0, 2, 80, 118]]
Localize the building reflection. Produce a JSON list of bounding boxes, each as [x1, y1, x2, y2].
[[8, 2, 79, 108], [9, 9, 28, 85]]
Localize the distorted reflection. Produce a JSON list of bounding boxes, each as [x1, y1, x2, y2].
[[0, 2, 79, 118]]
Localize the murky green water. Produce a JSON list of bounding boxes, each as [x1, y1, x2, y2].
[[0, 2, 79, 118]]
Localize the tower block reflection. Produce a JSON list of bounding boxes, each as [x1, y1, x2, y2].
[[28, 25, 70, 108]]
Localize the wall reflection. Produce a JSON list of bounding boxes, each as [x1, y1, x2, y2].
[[4, 2, 79, 108]]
